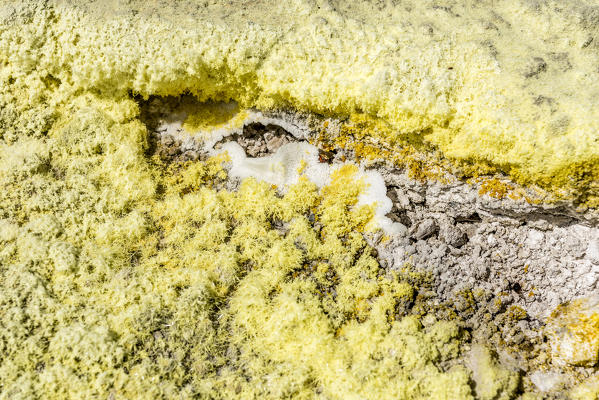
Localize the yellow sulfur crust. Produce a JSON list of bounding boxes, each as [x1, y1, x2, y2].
[[2, 0, 598, 204]]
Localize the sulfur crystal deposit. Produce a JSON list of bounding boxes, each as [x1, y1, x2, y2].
[[1, 0, 599, 399]]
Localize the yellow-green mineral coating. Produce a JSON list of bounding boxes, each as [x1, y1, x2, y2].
[[2, 0, 599, 204]]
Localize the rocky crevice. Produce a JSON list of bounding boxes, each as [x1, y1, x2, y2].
[[140, 98, 599, 396]]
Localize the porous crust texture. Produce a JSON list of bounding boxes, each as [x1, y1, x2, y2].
[[2, 1, 599, 399], [2, 0, 599, 204]]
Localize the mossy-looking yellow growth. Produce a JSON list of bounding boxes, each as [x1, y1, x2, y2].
[[2, 0, 599, 205], [0, 91, 481, 397]]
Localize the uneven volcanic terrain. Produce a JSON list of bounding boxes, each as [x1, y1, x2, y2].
[[1, 1, 599, 399]]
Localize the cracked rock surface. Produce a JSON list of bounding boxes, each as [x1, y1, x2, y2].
[[378, 169, 599, 320]]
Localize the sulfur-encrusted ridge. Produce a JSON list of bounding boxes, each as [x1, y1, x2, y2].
[[1, 0, 598, 205]]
